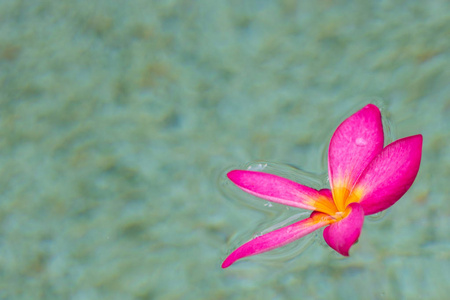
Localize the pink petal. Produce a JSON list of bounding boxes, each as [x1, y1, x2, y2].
[[318, 189, 336, 208], [323, 203, 364, 256], [328, 104, 384, 211], [351, 134, 423, 215], [227, 170, 338, 215], [318, 189, 333, 198], [222, 212, 333, 268]]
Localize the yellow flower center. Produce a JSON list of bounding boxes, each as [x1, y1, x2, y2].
[[328, 185, 364, 221]]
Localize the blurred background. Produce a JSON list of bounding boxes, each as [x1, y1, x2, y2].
[[0, 1, 449, 299]]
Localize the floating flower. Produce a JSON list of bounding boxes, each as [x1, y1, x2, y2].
[[222, 104, 422, 268]]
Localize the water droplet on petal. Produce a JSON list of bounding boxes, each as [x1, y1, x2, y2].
[[355, 137, 367, 146]]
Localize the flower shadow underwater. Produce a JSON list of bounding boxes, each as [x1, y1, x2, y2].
[[221, 104, 423, 268]]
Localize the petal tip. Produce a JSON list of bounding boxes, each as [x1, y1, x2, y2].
[[413, 134, 423, 145], [226, 170, 239, 181], [323, 226, 353, 256], [407, 133, 423, 143], [339, 248, 350, 257], [221, 259, 232, 269], [221, 252, 238, 269], [361, 103, 381, 119], [365, 103, 380, 110]]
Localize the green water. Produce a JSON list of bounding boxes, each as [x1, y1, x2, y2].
[[0, 1, 449, 299]]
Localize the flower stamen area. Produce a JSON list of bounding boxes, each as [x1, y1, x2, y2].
[[331, 208, 354, 222], [332, 186, 351, 212]]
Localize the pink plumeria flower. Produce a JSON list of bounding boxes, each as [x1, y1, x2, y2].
[[222, 104, 422, 268]]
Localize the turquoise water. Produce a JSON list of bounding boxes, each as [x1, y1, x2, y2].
[[0, 1, 449, 299]]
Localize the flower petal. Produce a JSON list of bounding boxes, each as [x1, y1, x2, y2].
[[328, 104, 384, 211], [227, 170, 337, 215], [318, 188, 333, 198], [323, 202, 364, 256], [349, 134, 423, 215], [222, 212, 333, 268]]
